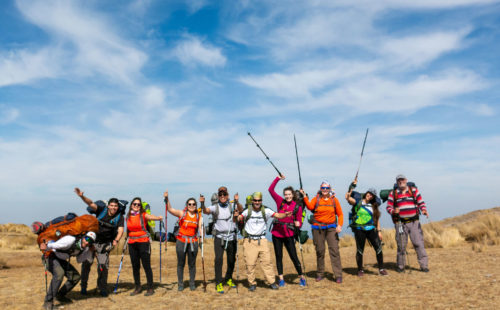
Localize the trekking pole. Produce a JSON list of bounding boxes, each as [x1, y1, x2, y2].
[[296, 230, 306, 282], [113, 237, 129, 293], [354, 128, 369, 181], [234, 229, 239, 294], [247, 132, 282, 176], [159, 220, 163, 283], [43, 257, 48, 293], [294, 134, 303, 189], [200, 210, 207, 293]]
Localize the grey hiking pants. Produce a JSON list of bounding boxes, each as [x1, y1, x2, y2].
[[81, 243, 111, 292], [395, 220, 428, 269], [43, 255, 80, 302], [312, 227, 342, 278], [176, 240, 198, 287]]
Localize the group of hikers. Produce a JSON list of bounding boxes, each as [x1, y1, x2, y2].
[[35, 173, 430, 310]]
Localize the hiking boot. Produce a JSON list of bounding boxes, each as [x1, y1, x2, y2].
[[357, 270, 364, 277], [270, 283, 279, 290], [130, 286, 142, 296], [144, 288, 154, 296], [80, 287, 87, 295], [216, 283, 224, 294], [315, 275, 323, 282], [178, 284, 184, 292], [420, 267, 429, 273], [55, 294, 72, 304], [99, 290, 108, 297], [335, 277, 342, 284], [278, 279, 285, 287], [226, 279, 237, 288], [379, 269, 389, 276], [299, 278, 306, 287], [396, 268, 405, 273], [42, 301, 53, 310], [190, 284, 196, 291], [248, 285, 256, 292]]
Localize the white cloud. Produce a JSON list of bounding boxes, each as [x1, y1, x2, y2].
[[172, 35, 226, 67], [141, 86, 166, 108], [469, 103, 495, 116], [0, 105, 20, 124], [186, 0, 209, 14]]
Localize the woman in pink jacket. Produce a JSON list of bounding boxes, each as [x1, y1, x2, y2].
[[269, 174, 306, 287]]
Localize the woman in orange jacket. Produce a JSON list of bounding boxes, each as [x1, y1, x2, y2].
[[164, 190, 202, 291], [300, 180, 343, 283], [127, 197, 163, 296]]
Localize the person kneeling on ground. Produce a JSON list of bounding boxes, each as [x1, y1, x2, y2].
[[74, 188, 125, 297], [345, 180, 388, 277], [40, 232, 96, 310], [127, 197, 163, 296], [165, 190, 202, 291], [236, 191, 292, 292]]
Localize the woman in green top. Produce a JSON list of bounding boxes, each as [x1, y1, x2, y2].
[[345, 180, 388, 276]]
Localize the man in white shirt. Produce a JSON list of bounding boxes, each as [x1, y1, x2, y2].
[[236, 192, 291, 291], [39, 232, 96, 310]]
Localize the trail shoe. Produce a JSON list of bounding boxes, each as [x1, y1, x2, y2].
[[315, 275, 323, 282], [42, 301, 53, 310], [144, 288, 155, 296], [358, 270, 364, 277], [55, 294, 72, 304], [130, 286, 142, 296], [248, 285, 256, 292], [80, 287, 87, 295], [270, 283, 279, 290], [379, 269, 389, 276], [178, 284, 184, 292], [190, 284, 196, 291], [420, 267, 430, 273], [396, 268, 405, 273], [279, 279, 285, 287], [299, 278, 307, 287], [335, 277, 342, 284], [216, 283, 224, 294], [226, 279, 237, 288]]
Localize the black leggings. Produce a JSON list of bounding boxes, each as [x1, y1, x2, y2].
[[213, 237, 236, 285], [128, 242, 153, 289], [354, 229, 384, 270], [272, 235, 303, 276]]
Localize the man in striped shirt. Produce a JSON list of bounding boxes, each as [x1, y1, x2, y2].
[[386, 174, 429, 273]]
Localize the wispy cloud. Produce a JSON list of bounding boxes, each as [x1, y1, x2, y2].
[[172, 35, 226, 67], [0, 105, 20, 125]]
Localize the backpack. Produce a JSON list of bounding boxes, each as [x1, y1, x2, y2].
[[387, 182, 419, 223], [240, 206, 267, 238], [380, 182, 416, 203], [35, 214, 99, 249], [141, 202, 156, 236], [172, 208, 200, 238], [89, 200, 128, 228], [348, 191, 378, 229], [207, 202, 234, 235]]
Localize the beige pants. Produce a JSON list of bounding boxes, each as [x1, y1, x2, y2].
[[243, 239, 276, 286]]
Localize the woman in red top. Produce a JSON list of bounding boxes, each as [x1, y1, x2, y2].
[[127, 197, 163, 296], [164, 190, 202, 291]]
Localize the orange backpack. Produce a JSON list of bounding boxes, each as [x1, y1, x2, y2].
[[37, 214, 99, 246]]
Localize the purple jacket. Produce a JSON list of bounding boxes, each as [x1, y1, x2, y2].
[[269, 177, 303, 238]]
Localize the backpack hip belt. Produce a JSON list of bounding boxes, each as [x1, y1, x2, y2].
[[400, 215, 419, 224], [179, 235, 196, 252], [245, 233, 266, 245]]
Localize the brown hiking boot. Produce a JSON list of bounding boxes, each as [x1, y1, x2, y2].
[[144, 288, 155, 296], [130, 286, 142, 296], [379, 269, 389, 276]]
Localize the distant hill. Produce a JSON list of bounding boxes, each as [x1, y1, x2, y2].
[[438, 207, 500, 227]]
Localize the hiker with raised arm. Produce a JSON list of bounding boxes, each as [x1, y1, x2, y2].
[[127, 197, 163, 296], [300, 180, 344, 283], [236, 192, 292, 291], [74, 188, 125, 297], [40, 231, 96, 310], [386, 174, 429, 273], [345, 181, 388, 277], [202, 186, 243, 294], [164, 190, 201, 291], [268, 174, 306, 287]]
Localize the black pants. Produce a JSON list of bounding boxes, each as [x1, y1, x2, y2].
[[43, 256, 80, 302], [272, 235, 303, 276], [176, 240, 198, 287], [80, 243, 110, 292], [128, 242, 153, 289], [213, 236, 236, 285], [354, 229, 384, 270]]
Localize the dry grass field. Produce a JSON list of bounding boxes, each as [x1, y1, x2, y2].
[[1, 208, 499, 310]]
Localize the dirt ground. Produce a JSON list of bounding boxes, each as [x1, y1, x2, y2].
[[0, 241, 498, 310]]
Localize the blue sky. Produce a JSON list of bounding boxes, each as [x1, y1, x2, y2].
[[1, 0, 499, 230]]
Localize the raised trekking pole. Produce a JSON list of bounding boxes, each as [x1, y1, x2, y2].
[[354, 128, 369, 181], [248, 132, 282, 176], [159, 220, 163, 283], [294, 134, 303, 189], [113, 237, 129, 293]]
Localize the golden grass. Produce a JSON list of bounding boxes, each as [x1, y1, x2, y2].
[[0, 224, 37, 251]]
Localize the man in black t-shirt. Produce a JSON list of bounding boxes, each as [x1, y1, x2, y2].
[[74, 188, 125, 297]]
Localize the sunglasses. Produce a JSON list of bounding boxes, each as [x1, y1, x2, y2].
[[187, 203, 196, 206], [321, 187, 330, 190], [83, 236, 94, 244], [253, 199, 262, 202], [132, 202, 141, 206], [218, 192, 228, 197]]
